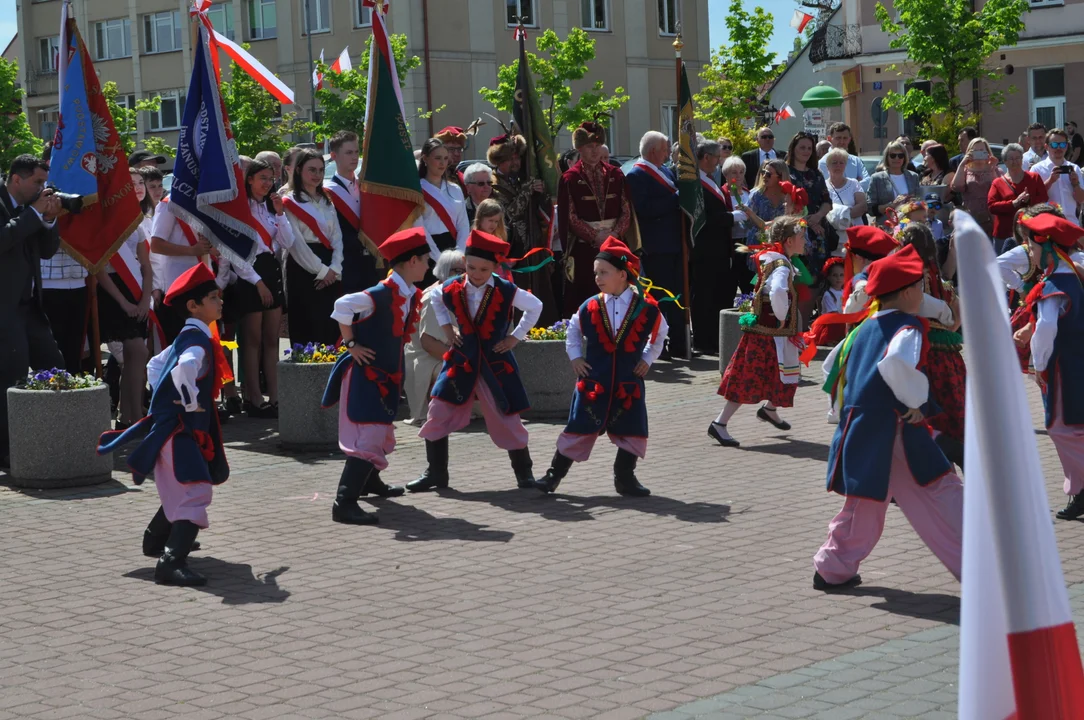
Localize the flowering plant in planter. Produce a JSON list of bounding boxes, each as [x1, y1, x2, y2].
[[527, 319, 570, 341], [283, 343, 346, 364], [22, 368, 103, 391]]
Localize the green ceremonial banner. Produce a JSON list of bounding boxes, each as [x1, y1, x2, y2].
[[513, 34, 559, 198], [676, 62, 705, 237]]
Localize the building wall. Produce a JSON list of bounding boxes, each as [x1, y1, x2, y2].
[[764, 45, 844, 147]]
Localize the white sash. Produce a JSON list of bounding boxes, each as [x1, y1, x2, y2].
[[324, 178, 361, 223], [282, 195, 334, 248], [699, 170, 727, 204], [633, 161, 677, 194]]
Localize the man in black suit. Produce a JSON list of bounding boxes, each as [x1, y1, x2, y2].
[[0, 154, 65, 465], [741, 127, 787, 190]]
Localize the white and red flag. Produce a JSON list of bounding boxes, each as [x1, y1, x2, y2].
[[774, 103, 795, 123], [954, 210, 1084, 719], [190, 0, 294, 104], [790, 10, 814, 33], [313, 49, 325, 89], [331, 46, 352, 74]]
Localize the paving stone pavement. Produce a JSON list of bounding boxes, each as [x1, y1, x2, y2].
[[2, 355, 1083, 720]]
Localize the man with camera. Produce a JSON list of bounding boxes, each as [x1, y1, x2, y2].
[[1033, 128, 1084, 223], [0, 154, 66, 466]]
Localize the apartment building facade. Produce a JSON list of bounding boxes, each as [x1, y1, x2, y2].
[[808, 0, 1084, 153], [12, 0, 710, 160]]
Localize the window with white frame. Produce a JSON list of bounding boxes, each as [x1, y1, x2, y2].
[[147, 91, 185, 131], [660, 103, 677, 142], [248, 0, 277, 39], [39, 110, 59, 143], [506, 0, 537, 27], [1031, 66, 1065, 131], [659, 0, 678, 35], [581, 0, 608, 30], [355, 0, 373, 27], [38, 36, 60, 72], [302, 0, 331, 34], [94, 18, 131, 61], [143, 11, 182, 54], [206, 4, 235, 41]]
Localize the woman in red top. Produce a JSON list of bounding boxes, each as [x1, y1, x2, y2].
[[988, 143, 1048, 254]]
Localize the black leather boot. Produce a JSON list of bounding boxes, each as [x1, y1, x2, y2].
[[1056, 494, 1084, 521], [613, 449, 650, 497], [509, 447, 536, 489], [535, 451, 573, 494], [407, 438, 450, 492], [360, 470, 406, 498], [154, 520, 206, 586], [142, 506, 172, 557], [333, 458, 380, 525]]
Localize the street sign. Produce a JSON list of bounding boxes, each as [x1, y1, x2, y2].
[[873, 81, 883, 90]]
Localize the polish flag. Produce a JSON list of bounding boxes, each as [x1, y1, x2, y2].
[[954, 210, 1084, 720], [330, 46, 352, 74], [790, 10, 814, 33], [190, 0, 294, 104], [313, 48, 325, 89], [774, 103, 795, 123]]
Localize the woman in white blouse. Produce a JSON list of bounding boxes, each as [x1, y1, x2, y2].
[[283, 149, 343, 346], [217, 159, 296, 418], [823, 147, 869, 228], [417, 138, 470, 262]]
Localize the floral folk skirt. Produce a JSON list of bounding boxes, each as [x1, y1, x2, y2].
[[718, 332, 797, 408]]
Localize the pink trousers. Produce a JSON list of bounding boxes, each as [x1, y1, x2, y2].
[[1048, 375, 1084, 496], [338, 366, 397, 471], [419, 381, 528, 450], [154, 439, 213, 529], [813, 429, 963, 585], [557, 432, 647, 462]]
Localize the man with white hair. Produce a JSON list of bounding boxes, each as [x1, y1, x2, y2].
[[625, 130, 685, 358], [461, 162, 493, 224]]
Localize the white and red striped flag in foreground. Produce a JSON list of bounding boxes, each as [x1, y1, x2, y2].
[[954, 209, 1084, 719]]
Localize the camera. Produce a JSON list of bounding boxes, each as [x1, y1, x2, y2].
[[40, 185, 85, 214]]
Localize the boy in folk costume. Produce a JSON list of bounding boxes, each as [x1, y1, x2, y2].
[[1010, 213, 1084, 520], [408, 229, 544, 492], [97, 264, 232, 587], [322, 227, 432, 525], [813, 244, 963, 591], [535, 237, 668, 497], [709, 217, 808, 448]]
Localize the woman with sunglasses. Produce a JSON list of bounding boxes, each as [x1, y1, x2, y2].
[[744, 159, 795, 247], [867, 141, 921, 228], [949, 137, 998, 236], [988, 143, 1048, 254]]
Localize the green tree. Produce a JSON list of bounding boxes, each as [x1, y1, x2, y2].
[[479, 28, 629, 136], [874, 0, 1028, 131], [694, 0, 782, 150], [0, 58, 44, 170], [102, 81, 161, 156], [220, 44, 308, 157], [310, 33, 435, 141]]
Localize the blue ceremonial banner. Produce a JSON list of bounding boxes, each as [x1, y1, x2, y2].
[[167, 21, 258, 267]]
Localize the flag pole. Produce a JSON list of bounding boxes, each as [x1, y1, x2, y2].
[[305, 0, 317, 141], [674, 33, 692, 362], [517, 21, 541, 259]]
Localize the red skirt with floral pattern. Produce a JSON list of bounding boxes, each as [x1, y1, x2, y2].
[[927, 348, 966, 442], [718, 332, 797, 407]]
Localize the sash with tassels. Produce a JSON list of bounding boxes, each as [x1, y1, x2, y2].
[[324, 179, 361, 231], [420, 179, 458, 236], [282, 196, 332, 249]]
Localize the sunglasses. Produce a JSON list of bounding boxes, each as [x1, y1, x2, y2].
[[760, 134, 774, 140], [888, 153, 906, 159], [720, 145, 733, 151], [1050, 141, 1069, 149], [927, 202, 942, 209]]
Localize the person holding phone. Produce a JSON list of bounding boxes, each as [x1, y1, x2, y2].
[[1032, 128, 1084, 223], [987, 143, 1048, 254], [949, 137, 998, 235]]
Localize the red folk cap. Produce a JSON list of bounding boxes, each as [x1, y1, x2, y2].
[[863, 244, 925, 298], [1019, 213, 1084, 248], [845, 225, 899, 259], [596, 236, 640, 276], [163, 263, 217, 306], [465, 229, 511, 262], [378, 226, 430, 262]]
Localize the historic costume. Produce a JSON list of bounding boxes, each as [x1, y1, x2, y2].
[[557, 122, 633, 317], [536, 238, 668, 497], [325, 172, 379, 294], [434, 125, 469, 192], [283, 190, 343, 346], [691, 170, 736, 354], [321, 228, 431, 525], [409, 230, 544, 492], [814, 245, 963, 590], [97, 264, 231, 586]]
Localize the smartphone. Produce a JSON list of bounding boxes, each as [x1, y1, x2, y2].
[[972, 150, 989, 161], [1056, 166, 1073, 175]]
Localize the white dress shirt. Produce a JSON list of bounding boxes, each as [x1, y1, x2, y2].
[[819, 155, 869, 182], [845, 277, 955, 326], [217, 200, 297, 287], [417, 179, 470, 261], [150, 201, 200, 290], [284, 195, 343, 280], [872, 310, 930, 410], [330, 270, 416, 327], [431, 275, 543, 341], [1022, 148, 1046, 172], [1031, 260, 1078, 372], [5, 189, 56, 227], [1032, 158, 1084, 221], [334, 173, 359, 199], [997, 245, 1084, 291], [565, 287, 670, 366], [147, 319, 211, 411]]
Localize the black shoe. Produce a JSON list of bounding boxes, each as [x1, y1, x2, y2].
[[1056, 494, 1084, 521], [154, 520, 206, 586], [935, 434, 965, 469], [756, 406, 791, 431], [535, 451, 573, 494], [707, 422, 740, 447], [115, 420, 132, 432], [509, 448, 536, 489], [361, 470, 406, 498], [143, 506, 201, 557], [407, 438, 450, 492], [813, 571, 862, 592], [216, 407, 230, 425], [613, 449, 650, 497], [333, 458, 380, 525], [224, 396, 243, 415], [243, 401, 276, 419]]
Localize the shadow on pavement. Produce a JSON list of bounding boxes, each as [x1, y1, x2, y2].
[[734, 437, 832, 462], [441, 487, 732, 524], [0, 476, 139, 501], [124, 560, 291, 605], [365, 500, 516, 542], [650, 356, 719, 385], [834, 585, 960, 625]]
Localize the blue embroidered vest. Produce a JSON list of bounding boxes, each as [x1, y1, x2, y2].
[[97, 325, 228, 485], [826, 312, 950, 501], [322, 280, 420, 424], [563, 291, 661, 439], [430, 275, 530, 415], [1034, 272, 1084, 428]]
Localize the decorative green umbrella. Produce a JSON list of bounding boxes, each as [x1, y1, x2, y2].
[[800, 82, 844, 109]]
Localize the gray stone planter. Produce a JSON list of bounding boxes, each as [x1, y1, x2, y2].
[[278, 361, 339, 451], [719, 309, 745, 374], [7, 384, 113, 488], [517, 339, 576, 421]]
